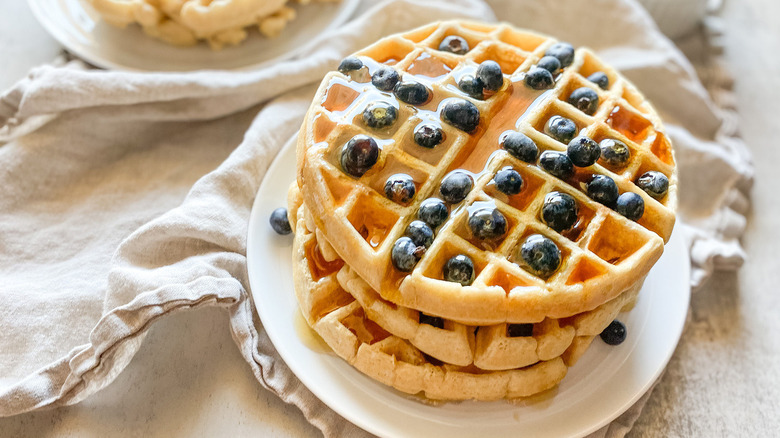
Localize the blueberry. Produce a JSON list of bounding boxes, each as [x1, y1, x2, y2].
[[636, 171, 669, 199], [545, 42, 575, 68], [269, 207, 292, 235], [338, 56, 363, 74], [418, 198, 449, 228], [599, 138, 631, 167], [537, 55, 561, 74], [600, 320, 626, 345], [567, 87, 599, 115], [392, 237, 423, 272], [541, 192, 579, 232], [340, 135, 379, 177], [458, 75, 484, 98], [438, 35, 470, 55], [441, 98, 480, 132], [468, 207, 507, 240], [616, 192, 644, 221], [538, 151, 574, 180], [477, 60, 503, 92], [384, 173, 416, 203], [443, 254, 475, 286], [544, 115, 578, 143], [372, 66, 399, 91], [507, 323, 534, 337], [440, 171, 473, 203], [587, 71, 609, 90], [414, 123, 444, 148], [587, 174, 619, 206], [524, 67, 554, 90], [519, 234, 561, 278], [419, 313, 444, 329], [494, 167, 524, 195], [405, 220, 434, 248], [394, 80, 430, 105], [500, 131, 538, 163], [567, 136, 601, 167], [362, 101, 398, 129]]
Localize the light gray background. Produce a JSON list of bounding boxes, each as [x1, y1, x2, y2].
[[1, 0, 778, 436]]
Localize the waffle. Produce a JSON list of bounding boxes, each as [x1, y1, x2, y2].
[[87, 0, 332, 49], [291, 207, 570, 400], [290, 188, 640, 372], [297, 20, 676, 325]]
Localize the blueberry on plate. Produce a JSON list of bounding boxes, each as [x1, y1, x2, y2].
[[537, 55, 561, 75], [545, 42, 575, 68], [439, 35, 470, 55], [394, 80, 430, 105], [418, 198, 449, 228], [443, 254, 475, 286], [372, 66, 400, 91], [567, 136, 601, 167], [384, 173, 416, 203], [544, 115, 578, 144], [636, 171, 669, 199], [538, 151, 574, 180], [414, 123, 444, 148], [391, 237, 423, 272], [599, 138, 631, 167], [477, 60, 503, 92], [458, 75, 484, 99], [507, 323, 534, 337], [616, 192, 644, 221], [468, 207, 508, 240], [362, 101, 398, 129], [519, 234, 561, 278], [587, 71, 609, 90], [524, 67, 554, 90], [269, 207, 292, 235], [500, 131, 538, 163], [419, 313, 445, 329], [587, 174, 619, 206], [441, 98, 480, 132], [600, 320, 627, 345], [439, 171, 474, 203], [340, 135, 379, 177], [405, 220, 434, 248], [541, 192, 579, 232], [338, 56, 363, 74], [494, 167, 524, 195], [567, 87, 599, 116]]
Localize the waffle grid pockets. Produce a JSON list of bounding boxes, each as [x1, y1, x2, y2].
[[297, 20, 676, 325]]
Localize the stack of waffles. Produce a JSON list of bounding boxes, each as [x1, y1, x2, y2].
[[287, 20, 677, 401]]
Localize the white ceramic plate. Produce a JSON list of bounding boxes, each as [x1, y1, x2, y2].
[[247, 135, 690, 438], [27, 0, 359, 71]]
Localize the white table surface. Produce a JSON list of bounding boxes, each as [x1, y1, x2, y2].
[[1, 1, 779, 436]]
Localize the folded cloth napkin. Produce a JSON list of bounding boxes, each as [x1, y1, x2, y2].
[[0, 0, 752, 436]]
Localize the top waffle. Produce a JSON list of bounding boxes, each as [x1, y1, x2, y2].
[[296, 20, 677, 325]]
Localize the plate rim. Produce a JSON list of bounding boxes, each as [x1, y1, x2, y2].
[[247, 134, 690, 438], [26, 0, 360, 72]]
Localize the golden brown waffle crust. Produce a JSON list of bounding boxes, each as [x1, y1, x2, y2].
[[298, 20, 677, 325], [291, 212, 571, 401]]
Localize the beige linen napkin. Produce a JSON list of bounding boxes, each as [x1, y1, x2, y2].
[[0, 0, 750, 436]]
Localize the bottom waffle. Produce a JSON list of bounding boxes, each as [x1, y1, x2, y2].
[[290, 201, 641, 400]]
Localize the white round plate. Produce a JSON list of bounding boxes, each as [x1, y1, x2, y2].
[[27, 0, 359, 71], [247, 135, 690, 438]]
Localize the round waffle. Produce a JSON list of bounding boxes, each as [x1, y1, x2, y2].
[[297, 20, 677, 325]]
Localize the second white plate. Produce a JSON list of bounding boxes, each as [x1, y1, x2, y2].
[[247, 135, 690, 438], [28, 0, 359, 71]]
